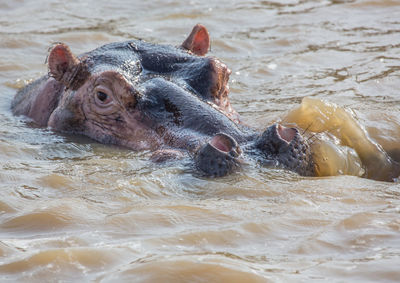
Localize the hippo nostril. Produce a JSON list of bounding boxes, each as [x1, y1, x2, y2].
[[195, 133, 241, 177], [209, 133, 234, 153], [277, 125, 297, 143]]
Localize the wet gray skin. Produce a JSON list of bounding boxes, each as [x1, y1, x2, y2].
[[11, 24, 315, 177]]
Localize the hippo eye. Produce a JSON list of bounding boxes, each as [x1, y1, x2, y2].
[[94, 88, 113, 106], [97, 91, 108, 102]]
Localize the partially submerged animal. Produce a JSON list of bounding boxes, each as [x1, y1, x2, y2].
[[12, 24, 315, 177]]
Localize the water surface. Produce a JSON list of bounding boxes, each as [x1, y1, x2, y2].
[[1, 0, 400, 282]]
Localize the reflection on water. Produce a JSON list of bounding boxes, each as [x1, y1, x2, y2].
[[1, 0, 400, 282]]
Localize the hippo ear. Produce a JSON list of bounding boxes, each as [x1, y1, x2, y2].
[[181, 24, 210, 56], [48, 43, 88, 90]]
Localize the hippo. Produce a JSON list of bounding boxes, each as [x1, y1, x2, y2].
[[11, 24, 315, 177]]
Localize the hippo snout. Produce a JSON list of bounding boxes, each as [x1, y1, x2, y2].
[[256, 124, 315, 176], [195, 133, 242, 177]]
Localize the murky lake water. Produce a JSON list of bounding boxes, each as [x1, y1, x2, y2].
[[1, 0, 400, 282]]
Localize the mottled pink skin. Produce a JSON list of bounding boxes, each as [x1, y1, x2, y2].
[[48, 71, 163, 150], [13, 72, 161, 151], [12, 77, 63, 127]]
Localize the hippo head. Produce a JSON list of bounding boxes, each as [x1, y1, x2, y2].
[[41, 25, 241, 150], [12, 24, 316, 177]]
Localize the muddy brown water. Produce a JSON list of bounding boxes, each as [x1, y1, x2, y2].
[[1, 0, 400, 282]]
